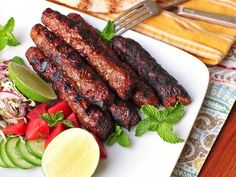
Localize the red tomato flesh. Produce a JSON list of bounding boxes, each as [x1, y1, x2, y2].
[[45, 123, 65, 147], [2, 121, 27, 136], [26, 118, 49, 140], [26, 102, 48, 120], [66, 112, 80, 127], [48, 101, 72, 118]]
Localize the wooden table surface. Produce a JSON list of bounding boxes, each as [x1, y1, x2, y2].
[[199, 102, 236, 177]]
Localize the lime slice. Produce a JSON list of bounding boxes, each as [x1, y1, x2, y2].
[[42, 128, 100, 177], [8, 62, 57, 102]]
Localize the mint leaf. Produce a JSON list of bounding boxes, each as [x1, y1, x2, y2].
[[117, 131, 130, 147], [97, 21, 115, 43], [106, 125, 131, 148], [135, 118, 151, 136], [140, 105, 161, 121], [62, 120, 74, 128], [3, 17, 14, 32], [7, 34, 20, 46], [106, 132, 117, 145], [137, 103, 185, 144], [157, 122, 184, 144], [163, 101, 184, 124], [40, 111, 65, 127], [11, 56, 24, 65], [0, 17, 20, 52], [0, 36, 7, 51]]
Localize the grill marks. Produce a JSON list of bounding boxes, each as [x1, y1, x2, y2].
[[26, 47, 115, 140], [112, 36, 191, 107], [67, 12, 160, 108], [41, 8, 137, 101], [31, 24, 114, 110]]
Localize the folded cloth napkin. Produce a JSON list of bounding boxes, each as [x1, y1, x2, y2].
[[50, 0, 236, 65]]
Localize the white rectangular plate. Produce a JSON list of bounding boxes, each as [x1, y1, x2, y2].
[[0, 0, 209, 177]]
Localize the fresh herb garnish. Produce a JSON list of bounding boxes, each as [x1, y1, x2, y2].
[[106, 125, 131, 147], [40, 111, 74, 128], [11, 56, 24, 65], [0, 17, 20, 51], [135, 102, 184, 144], [97, 21, 115, 43]]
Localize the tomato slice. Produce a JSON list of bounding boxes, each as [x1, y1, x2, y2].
[[26, 102, 48, 120], [26, 118, 50, 140], [66, 112, 80, 127], [94, 135, 107, 159], [2, 121, 27, 136], [45, 123, 65, 147], [48, 101, 72, 118]]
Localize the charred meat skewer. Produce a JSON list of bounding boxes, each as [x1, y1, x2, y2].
[[26, 47, 115, 140], [112, 36, 191, 107], [30, 24, 141, 129], [31, 24, 114, 110], [41, 8, 137, 101], [67, 12, 159, 108]]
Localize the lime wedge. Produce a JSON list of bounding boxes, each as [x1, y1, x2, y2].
[[42, 128, 100, 177], [8, 62, 57, 102]]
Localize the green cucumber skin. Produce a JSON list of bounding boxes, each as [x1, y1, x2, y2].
[[5, 138, 34, 169], [0, 139, 8, 168], [0, 139, 15, 168], [16, 140, 42, 166], [26, 140, 45, 159]]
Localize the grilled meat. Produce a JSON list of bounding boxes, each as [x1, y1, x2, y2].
[[112, 36, 191, 107], [26, 47, 115, 140], [31, 24, 114, 110], [30, 24, 140, 129], [41, 8, 137, 101], [133, 81, 160, 107], [67, 12, 160, 108], [109, 98, 141, 130]]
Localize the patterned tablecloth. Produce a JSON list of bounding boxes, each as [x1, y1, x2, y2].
[[172, 44, 236, 177]]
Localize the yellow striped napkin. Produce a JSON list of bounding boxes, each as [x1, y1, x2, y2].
[[50, 0, 236, 65]]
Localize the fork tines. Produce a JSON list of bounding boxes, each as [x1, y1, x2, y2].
[[113, 0, 160, 35]]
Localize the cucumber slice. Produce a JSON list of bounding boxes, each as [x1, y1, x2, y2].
[[26, 139, 45, 159], [16, 140, 42, 166], [0, 139, 15, 168], [5, 138, 34, 169], [0, 139, 8, 168]]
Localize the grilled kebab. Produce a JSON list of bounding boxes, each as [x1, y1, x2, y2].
[[26, 47, 114, 140], [112, 36, 191, 107]]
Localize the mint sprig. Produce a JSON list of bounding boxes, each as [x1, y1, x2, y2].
[[135, 102, 184, 144], [106, 125, 131, 147], [0, 17, 20, 51], [97, 21, 115, 43], [40, 111, 74, 128], [11, 56, 24, 65]]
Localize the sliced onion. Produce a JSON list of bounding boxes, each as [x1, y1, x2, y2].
[[18, 103, 27, 117], [0, 91, 20, 100], [5, 100, 18, 118]]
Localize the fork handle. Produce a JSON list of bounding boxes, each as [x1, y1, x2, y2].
[[176, 7, 236, 28]]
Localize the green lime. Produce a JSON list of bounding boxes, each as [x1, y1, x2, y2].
[[8, 62, 57, 102]]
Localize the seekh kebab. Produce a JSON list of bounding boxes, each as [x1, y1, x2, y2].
[[30, 24, 141, 130], [26, 47, 114, 140], [41, 8, 137, 101], [30, 24, 113, 110], [67, 12, 160, 107], [112, 36, 191, 107]]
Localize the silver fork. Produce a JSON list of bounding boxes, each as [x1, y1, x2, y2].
[[113, 0, 236, 35], [113, 0, 188, 35]]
